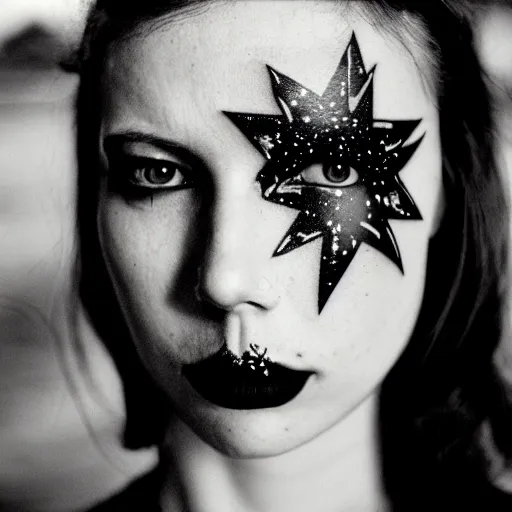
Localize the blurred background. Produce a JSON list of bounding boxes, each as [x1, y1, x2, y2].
[[0, 1, 156, 511], [0, 1, 510, 511]]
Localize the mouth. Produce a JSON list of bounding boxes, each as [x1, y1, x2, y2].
[[183, 343, 313, 410]]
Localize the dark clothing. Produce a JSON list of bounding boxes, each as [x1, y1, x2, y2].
[[86, 467, 162, 512]]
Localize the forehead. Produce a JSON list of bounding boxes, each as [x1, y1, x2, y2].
[[101, 1, 436, 145]]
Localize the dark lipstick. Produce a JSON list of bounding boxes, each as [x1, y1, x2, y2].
[[183, 344, 312, 409]]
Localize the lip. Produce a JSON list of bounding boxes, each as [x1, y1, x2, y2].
[[183, 343, 313, 410]]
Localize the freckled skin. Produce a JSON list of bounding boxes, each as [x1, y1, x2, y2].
[[224, 34, 423, 311]]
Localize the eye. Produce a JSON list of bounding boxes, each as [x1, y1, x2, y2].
[[300, 162, 359, 188], [109, 156, 194, 191]]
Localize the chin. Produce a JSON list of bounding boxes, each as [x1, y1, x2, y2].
[[198, 425, 310, 460], [175, 399, 320, 459]]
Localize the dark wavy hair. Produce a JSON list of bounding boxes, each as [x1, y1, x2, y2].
[[75, 1, 509, 509]]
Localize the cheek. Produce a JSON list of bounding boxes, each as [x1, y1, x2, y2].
[[287, 218, 431, 399], [96, 192, 199, 350], [318, 135, 444, 383]]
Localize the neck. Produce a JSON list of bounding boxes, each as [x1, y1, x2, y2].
[[161, 393, 389, 512]]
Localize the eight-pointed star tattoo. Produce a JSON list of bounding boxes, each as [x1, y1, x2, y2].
[[223, 33, 424, 313]]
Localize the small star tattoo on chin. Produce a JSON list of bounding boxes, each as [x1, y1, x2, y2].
[[223, 33, 424, 313]]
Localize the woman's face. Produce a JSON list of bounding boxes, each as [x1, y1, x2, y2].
[[98, 1, 442, 456]]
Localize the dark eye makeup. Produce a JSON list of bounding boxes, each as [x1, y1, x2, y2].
[[223, 33, 423, 312], [300, 161, 359, 188], [107, 155, 194, 192], [102, 133, 199, 197]]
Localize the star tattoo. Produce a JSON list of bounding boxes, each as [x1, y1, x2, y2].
[[223, 33, 424, 313]]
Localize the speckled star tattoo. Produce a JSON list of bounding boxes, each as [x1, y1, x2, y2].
[[223, 34, 424, 313]]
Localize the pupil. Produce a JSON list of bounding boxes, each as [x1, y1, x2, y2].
[[323, 162, 350, 183], [147, 165, 175, 184]]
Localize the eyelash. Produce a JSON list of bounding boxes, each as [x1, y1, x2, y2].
[[299, 161, 359, 188], [107, 154, 357, 201], [107, 156, 195, 194]]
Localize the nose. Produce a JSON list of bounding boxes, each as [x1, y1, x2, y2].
[[197, 182, 280, 312]]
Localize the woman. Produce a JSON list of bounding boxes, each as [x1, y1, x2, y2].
[[76, 0, 509, 510]]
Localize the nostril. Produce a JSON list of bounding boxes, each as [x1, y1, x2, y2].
[[246, 300, 267, 310]]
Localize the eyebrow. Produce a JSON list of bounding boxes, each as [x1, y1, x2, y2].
[[103, 131, 199, 164]]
